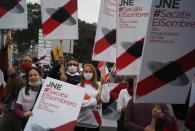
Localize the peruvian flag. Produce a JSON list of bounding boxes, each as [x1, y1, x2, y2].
[[98, 61, 109, 81], [41, 0, 78, 40], [92, 0, 116, 63]]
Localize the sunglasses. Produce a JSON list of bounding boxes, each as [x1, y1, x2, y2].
[[68, 63, 78, 66]]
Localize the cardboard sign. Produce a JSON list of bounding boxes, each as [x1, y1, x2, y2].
[[135, 0, 195, 104], [38, 29, 51, 65], [0, 0, 27, 29], [92, 0, 116, 63], [41, 0, 78, 40], [24, 77, 85, 131], [116, 0, 152, 76]]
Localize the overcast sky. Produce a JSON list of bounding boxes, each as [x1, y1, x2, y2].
[[27, 0, 101, 23]]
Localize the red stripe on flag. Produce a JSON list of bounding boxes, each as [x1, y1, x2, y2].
[[116, 52, 137, 71], [98, 61, 105, 69], [136, 49, 195, 96], [63, 0, 77, 14], [92, 110, 102, 126], [110, 83, 128, 100], [0, 0, 21, 17], [42, 0, 77, 36], [94, 38, 111, 55], [0, 8, 7, 17], [54, 120, 76, 131]]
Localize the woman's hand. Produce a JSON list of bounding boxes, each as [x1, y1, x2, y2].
[[144, 125, 155, 131], [24, 111, 32, 117], [96, 93, 101, 104], [60, 74, 67, 82]]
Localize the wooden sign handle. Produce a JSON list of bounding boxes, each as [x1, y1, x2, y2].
[[7, 30, 13, 68]]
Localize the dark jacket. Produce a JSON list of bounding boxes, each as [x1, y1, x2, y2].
[[2, 73, 24, 109], [185, 103, 195, 130], [49, 64, 80, 85], [124, 100, 172, 131]]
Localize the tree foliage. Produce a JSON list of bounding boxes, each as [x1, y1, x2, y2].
[[13, 3, 97, 64], [74, 20, 97, 64], [13, 3, 41, 53]]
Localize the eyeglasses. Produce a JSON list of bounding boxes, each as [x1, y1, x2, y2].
[[68, 63, 78, 66], [83, 71, 93, 73]]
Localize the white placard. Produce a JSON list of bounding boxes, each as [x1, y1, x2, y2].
[[41, 0, 78, 40], [92, 0, 116, 63], [135, 0, 195, 104], [116, 0, 152, 75], [24, 77, 85, 131], [0, 0, 27, 29]]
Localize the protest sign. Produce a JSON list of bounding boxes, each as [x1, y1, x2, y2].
[[24, 77, 85, 131], [41, 0, 78, 40], [0, 0, 27, 29], [135, 0, 195, 104]]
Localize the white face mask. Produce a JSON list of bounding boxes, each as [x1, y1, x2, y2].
[[83, 73, 93, 81], [28, 80, 41, 87], [67, 65, 78, 74]]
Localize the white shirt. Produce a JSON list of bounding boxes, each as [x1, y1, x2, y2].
[[117, 89, 132, 113], [16, 87, 39, 112], [76, 82, 110, 128]]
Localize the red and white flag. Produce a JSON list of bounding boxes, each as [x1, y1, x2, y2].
[[92, 0, 116, 63], [98, 61, 109, 81], [135, 0, 195, 104], [0, 0, 27, 29], [41, 0, 78, 40], [116, 0, 152, 76]]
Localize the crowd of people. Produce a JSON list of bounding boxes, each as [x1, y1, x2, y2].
[[0, 52, 194, 131]]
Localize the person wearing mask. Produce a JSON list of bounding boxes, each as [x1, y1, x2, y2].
[[49, 57, 80, 85], [117, 76, 136, 131], [19, 54, 33, 84], [14, 67, 43, 129], [75, 64, 110, 131], [124, 100, 172, 131], [185, 103, 195, 131]]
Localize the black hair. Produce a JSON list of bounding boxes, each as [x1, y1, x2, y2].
[[67, 57, 79, 63], [127, 78, 134, 87]]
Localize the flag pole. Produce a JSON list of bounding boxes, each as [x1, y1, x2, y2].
[[7, 29, 13, 69], [60, 40, 66, 77]]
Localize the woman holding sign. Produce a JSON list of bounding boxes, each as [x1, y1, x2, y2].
[[185, 103, 195, 131], [117, 76, 136, 131], [124, 100, 172, 131], [75, 64, 110, 131], [14, 67, 43, 130]]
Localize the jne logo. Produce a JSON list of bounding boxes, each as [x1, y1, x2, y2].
[[46, 81, 62, 91], [119, 0, 134, 6], [155, 0, 181, 9]]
